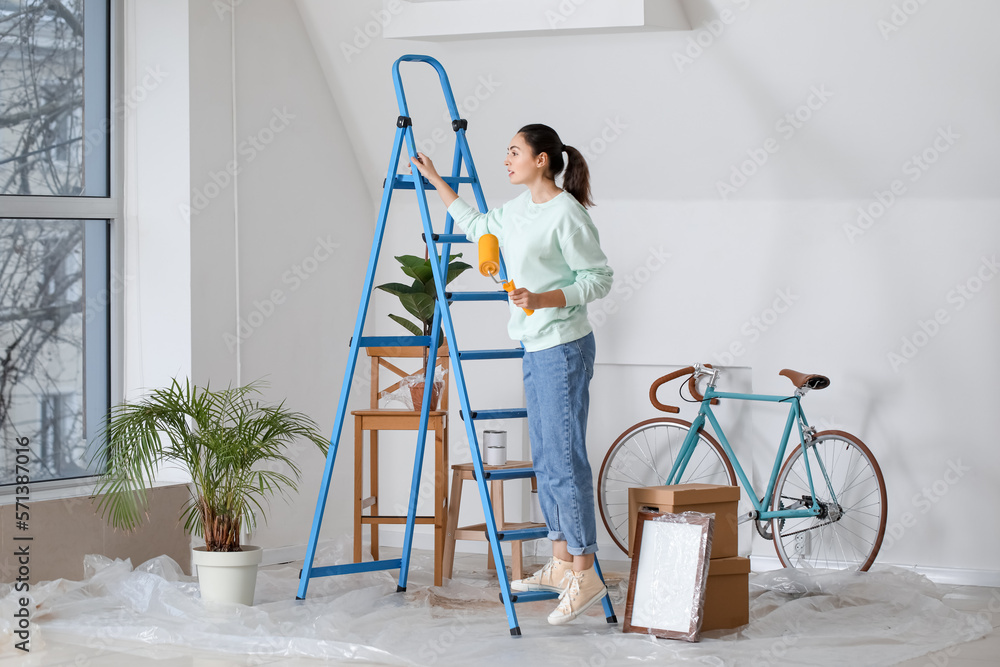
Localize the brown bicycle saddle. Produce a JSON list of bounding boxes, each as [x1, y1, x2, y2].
[[779, 369, 830, 390]]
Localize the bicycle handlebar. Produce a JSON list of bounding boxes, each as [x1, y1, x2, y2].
[[649, 367, 692, 413], [648, 364, 719, 413], [688, 364, 720, 405]]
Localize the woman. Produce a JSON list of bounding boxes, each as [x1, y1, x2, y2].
[[410, 123, 613, 625]]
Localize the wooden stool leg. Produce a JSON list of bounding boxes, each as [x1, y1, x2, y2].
[[486, 478, 504, 572], [512, 541, 523, 580], [442, 469, 464, 579], [354, 417, 363, 563], [433, 423, 445, 587], [370, 430, 379, 561]]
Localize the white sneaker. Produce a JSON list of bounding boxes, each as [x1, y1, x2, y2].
[[547, 567, 608, 625], [510, 557, 572, 593]]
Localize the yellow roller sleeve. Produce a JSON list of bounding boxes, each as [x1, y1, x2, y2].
[[478, 234, 500, 277]]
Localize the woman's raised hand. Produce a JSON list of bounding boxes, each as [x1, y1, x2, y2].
[[408, 151, 459, 207], [410, 152, 440, 181]]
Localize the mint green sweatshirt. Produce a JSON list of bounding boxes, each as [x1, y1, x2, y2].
[[448, 190, 614, 352]]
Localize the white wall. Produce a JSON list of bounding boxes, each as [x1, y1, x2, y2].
[[126, 1, 191, 398], [291, 0, 1000, 580], [188, 0, 373, 555], [125, 1, 192, 490]]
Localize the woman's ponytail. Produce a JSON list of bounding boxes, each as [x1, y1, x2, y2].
[[561, 144, 593, 208], [517, 124, 595, 208]]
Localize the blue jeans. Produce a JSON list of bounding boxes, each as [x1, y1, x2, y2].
[[522, 332, 598, 556]]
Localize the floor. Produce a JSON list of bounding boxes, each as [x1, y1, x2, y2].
[[5, 545, 1000, 666], [893, 591, 1000, 667]]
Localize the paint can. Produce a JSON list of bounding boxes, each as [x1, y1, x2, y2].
[[482, 430, 507, 466]]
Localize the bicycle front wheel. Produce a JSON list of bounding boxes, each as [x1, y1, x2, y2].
[[771, 430, 887, 571], [598, 418, 737, 554]]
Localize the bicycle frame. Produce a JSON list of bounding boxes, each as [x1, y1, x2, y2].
[[666, 383, 832, 521]]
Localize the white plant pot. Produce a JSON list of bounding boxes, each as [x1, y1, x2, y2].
[[191, 545, 263, 606]]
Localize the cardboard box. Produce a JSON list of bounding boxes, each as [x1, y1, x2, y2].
[[628, 484, 740, 558], [702, 556, 750, 631]]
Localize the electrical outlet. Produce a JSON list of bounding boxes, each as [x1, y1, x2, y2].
[[794, 532, 810, 556]]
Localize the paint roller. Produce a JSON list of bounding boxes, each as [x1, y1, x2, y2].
[[478, 234, 533, 316]]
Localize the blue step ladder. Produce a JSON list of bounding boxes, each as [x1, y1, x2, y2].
[[297, 54, 617, 636]]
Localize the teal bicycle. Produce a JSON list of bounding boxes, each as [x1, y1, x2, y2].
[[597, 364, 887, 571]]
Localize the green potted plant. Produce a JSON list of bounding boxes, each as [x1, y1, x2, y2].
[[375, 253, 471, 411], [92, 378, 328, 605]]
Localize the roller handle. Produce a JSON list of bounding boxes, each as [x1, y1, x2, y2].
[[502, 280, 534, 316]]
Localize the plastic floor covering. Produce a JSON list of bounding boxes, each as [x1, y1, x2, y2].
[[1, 537, 993, 666]]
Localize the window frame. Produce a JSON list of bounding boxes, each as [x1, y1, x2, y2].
[[0, 0, 123, 501]]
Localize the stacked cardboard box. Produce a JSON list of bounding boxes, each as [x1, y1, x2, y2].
[[628, 483, 749, 631]]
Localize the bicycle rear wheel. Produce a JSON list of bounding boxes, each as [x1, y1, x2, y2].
[[598, 417, 737, 554], [771, 430, 887, 571]]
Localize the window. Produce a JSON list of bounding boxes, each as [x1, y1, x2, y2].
[[0, 0, 113, 488], [40, 393, 78, 477]]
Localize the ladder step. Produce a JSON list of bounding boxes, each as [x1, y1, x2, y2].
[[422, 233, 472, 244], [496, 526, 549, 542], [306, 558, 403, 579], [459, 349, 524, 361], [483, 467, 535, 481], [506, 590, 559, 604], [360, 515, 435, 524], [460, 408, 528, 421], [357, 335, 432, 348], [392, 174, 476, 190], [446, 290, 509, 302]]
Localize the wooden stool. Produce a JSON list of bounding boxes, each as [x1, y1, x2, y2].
[[353, 346, 450, 587], [353, 410, 448, 586], [442, 460, 545, 581]]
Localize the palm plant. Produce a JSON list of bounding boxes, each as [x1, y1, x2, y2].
[[93, 379, 328, 552]]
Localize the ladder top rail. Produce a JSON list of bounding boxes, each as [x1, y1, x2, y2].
[[392, 54, 462, 123]]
